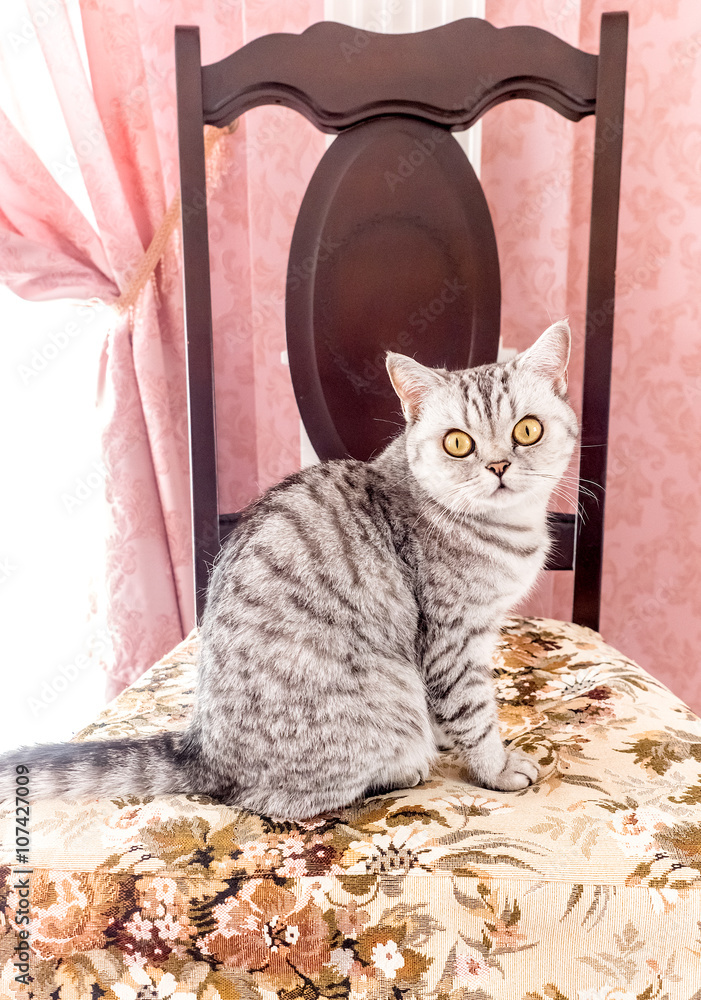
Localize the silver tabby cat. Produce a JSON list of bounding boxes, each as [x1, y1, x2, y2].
[[0, 321, 578, 819]]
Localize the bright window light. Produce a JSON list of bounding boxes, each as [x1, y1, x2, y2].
[[0, 0, 112, 752], [0, 288, 113, 752]]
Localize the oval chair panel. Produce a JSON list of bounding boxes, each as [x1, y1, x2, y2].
[[286, 115, 501, 462]]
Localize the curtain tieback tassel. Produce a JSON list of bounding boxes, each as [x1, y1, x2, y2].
[[112, 120, 239, 316]]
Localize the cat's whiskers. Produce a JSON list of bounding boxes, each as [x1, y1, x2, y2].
[[519, 471, 597, 508], [410, 481, 474, 526], [412, 481, 481, 546], [516, 471, 589, 523], [420, 494, 468, 546], [519, 485, 546, 511], [574, 475, 605, 492], [429, 505, 464, 546], [431, 493, 482, 545], [549, 483, 598, 510], [521, 470, 602, 500], [553, 493, 588, 524], [551, 475, 601, 501]]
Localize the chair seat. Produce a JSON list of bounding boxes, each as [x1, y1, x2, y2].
[[2, 618, 700, 998]]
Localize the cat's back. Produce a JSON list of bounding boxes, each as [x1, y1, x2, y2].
[[201, 459, 418, 666]]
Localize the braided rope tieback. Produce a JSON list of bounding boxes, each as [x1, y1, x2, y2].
[[113, 120, 239, 315]]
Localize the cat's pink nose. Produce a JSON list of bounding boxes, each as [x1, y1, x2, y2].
[[486, 460, 511, 478]]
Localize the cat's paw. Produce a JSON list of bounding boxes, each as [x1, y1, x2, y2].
[[483, 748, 539, 791], [398, 764, 431, 788]]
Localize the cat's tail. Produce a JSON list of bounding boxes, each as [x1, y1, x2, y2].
[[0, 729, 225, 804]]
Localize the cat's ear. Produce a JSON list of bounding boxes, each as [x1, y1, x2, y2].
[[386, 353, 445, 421], [518, 320, 571, 395]]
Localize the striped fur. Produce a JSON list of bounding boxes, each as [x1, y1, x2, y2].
[[0, 322, 578, 818]]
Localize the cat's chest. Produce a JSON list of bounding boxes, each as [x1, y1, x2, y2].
[[415, 517, 548, 611]]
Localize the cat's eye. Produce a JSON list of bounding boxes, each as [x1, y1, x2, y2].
[[443, 429, 474, 457], [513, 416, 543, 446]]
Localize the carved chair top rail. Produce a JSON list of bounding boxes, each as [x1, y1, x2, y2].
[[201, 19, 598, 132]]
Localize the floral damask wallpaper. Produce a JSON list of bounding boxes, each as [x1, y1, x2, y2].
[[482, 0, 701, 714]]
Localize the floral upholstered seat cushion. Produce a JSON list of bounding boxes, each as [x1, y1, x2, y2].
[[1, 618, 700, 1000]]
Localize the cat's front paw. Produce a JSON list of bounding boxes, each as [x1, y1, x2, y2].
[[482, 748, 539, 791]]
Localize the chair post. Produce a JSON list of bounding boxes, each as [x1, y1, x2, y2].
[[572, 11, 628, 632], [175, 26, 220, 624]]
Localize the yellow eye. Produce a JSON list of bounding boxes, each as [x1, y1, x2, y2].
[[443, 429, 474, 457], [513, 416, 543, 446]]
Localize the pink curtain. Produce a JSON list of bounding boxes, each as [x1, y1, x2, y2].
[[0, 0, 324, 698], [483, 0, 701, 713]]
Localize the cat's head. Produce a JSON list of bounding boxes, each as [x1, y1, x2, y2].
[[386, 321, 579, 516]]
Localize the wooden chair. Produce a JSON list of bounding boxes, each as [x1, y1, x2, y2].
[[175, 14, 628, 629], [13, 26, 701, 994]]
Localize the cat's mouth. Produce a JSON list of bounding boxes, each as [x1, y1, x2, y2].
[[488, 481, 519, 504]]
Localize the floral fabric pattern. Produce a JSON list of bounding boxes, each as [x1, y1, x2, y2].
[[1, 618, 700, 999]]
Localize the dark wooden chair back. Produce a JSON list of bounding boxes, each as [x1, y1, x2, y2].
[[175, 14, 628, 630]]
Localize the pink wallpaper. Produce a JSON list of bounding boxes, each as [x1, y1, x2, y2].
[[483, 0, 701, 713]]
